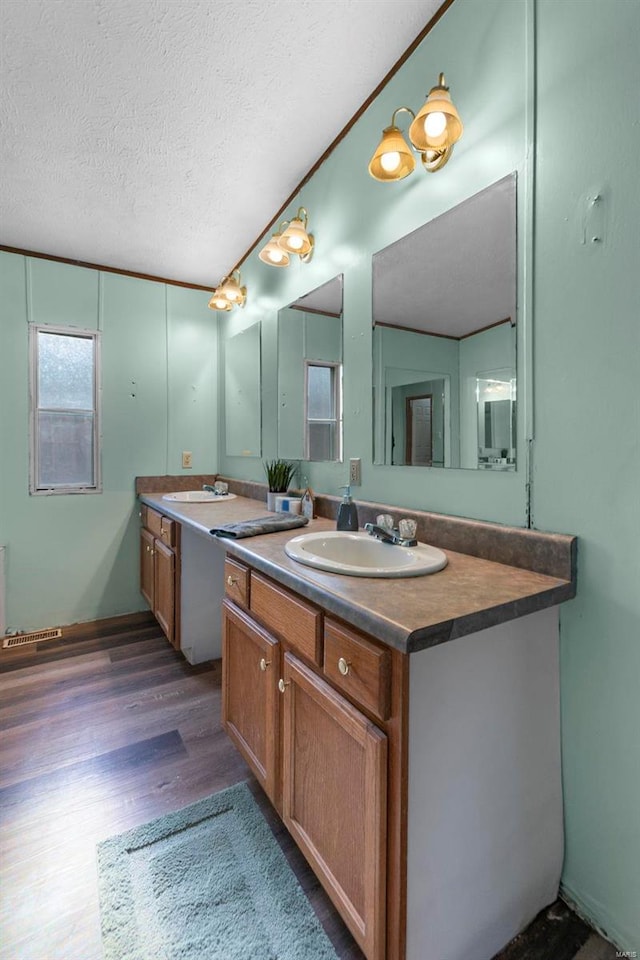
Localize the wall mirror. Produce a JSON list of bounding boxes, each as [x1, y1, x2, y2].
[[372, 174, 517, 471], [225, 321, 262, 457], [277, 275, 343, 462]]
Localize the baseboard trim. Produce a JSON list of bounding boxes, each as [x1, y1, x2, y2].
[[60, 610, 157, 643]]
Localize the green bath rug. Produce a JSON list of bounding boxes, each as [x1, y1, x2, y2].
[[97, 781, 339, 960]]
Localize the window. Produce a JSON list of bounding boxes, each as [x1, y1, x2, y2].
[[304, 360, 343, 462], [29, 325, 101, 494]]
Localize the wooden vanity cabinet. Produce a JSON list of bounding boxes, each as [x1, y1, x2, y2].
[[222, 564, 398, 960], [221, 600, 279, 802], [139, 505, 181, 649], [282, 652, 388, 960]]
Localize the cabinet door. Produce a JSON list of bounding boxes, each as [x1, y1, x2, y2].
[[222, 601, 279, 803], [154, 538, 176, 647], [140, 528, 155, 609], [281, 652, 387, 960]]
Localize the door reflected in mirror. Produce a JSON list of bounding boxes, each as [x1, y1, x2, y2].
[[278, 275, 343, 462], [372, 174, 517, 470]]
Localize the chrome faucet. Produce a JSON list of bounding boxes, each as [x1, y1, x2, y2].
[[364, 522, 417, 547]]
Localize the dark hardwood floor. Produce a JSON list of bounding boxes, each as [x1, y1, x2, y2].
[[0, 618, 617, 960]]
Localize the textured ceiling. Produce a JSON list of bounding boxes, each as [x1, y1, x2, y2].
[[0, 0, 444, 288], [373, 175, 517, 337]]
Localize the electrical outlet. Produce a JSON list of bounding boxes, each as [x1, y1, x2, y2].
[[349, 458, 361, 486], [182, 451, 193, 469]]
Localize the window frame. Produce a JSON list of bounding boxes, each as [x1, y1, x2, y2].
[[303, 359, 343, 463], [29, 323, 102, 496]]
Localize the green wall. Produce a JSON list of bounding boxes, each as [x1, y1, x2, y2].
[[532, 0, 640, 949], [0, 254, 217, 630], [215, 0, 639, 949]]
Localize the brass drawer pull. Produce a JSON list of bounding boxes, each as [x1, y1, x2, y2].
[[338, 657, 351, 677], [278, 678, 290, 694], [259, 658, 271, 672], [227, 575, 238, 587]]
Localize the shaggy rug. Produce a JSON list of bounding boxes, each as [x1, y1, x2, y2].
[[97, 782, 339, 960]]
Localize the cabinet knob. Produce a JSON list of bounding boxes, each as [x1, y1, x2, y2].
[[227, 576, 238, 587], [338, 657, 351, 677], [259, 658, 271, 672], [278, 678, 290, 694]]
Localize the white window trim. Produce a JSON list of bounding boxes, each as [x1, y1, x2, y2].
[[29, 323, 103, 496], [303, 359, 344, 462]]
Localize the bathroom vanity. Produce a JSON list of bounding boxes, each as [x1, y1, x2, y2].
[[137, 483, 576, 960]]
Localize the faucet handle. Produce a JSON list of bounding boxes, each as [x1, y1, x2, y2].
[[398, 518, 417, 541], [376, 514, 394, 531]]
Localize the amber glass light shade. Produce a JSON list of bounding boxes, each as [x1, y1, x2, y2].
[[208, 291, 232, 311], [207, 270, 246, 311], [408, 74, 463, 152], [218, 271, 246, 306], [278, 209, 313, 257], [368, 125, 416, 181], [259, 234, 291, 267]]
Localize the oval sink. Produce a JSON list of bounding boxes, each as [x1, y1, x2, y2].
[[285, 531, 447, 578], [162, 491, 237, 503]]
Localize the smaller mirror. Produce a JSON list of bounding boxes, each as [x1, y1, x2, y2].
[[277, 275, 343, 462], [225, 322, 261, 457]]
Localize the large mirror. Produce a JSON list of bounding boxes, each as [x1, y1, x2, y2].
[[225, 322, 262, 457], [277, 275, 343, 461], [373, 174, 517, 470]]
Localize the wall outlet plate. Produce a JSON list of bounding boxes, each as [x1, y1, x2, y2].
[[182, 451, 193, 469], [349, 458, 361, 485]]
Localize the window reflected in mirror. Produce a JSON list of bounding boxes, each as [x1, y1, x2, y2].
[[278, 275, 343, 462], [372, 174, 517, 471]]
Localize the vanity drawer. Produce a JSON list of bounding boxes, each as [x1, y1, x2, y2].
[[250, 573, 321, 665], [144, 506, 163, 539], [323, 619, 391, 721], [143, 506, 177, 547], [159, 516, 177, 547], [225, 557, 250, 607]]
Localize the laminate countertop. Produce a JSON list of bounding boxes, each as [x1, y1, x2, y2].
[[139, 492, 576, 654]]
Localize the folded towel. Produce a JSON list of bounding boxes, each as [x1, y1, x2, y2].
[[210, 515, 309, 539]]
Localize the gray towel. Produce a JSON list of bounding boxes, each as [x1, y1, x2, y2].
[[210, 515, 309, 539]]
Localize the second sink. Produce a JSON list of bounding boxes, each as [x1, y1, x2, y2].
[[284, 530, 447, 578]]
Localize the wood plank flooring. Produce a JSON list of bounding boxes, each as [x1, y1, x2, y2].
[[0, 618, 617, 960]]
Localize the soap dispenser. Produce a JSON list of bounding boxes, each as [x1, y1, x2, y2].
[[336, 485, 359, 531]]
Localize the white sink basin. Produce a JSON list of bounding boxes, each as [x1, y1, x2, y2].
[[162, 491, 237, 503], [285, 530, 447, 578]]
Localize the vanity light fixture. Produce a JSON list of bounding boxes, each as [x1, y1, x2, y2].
[[258, 207, 314, 268], [368, 73, 463, 181], [258, 223, 291, 268], [207, 269, 247, 311]]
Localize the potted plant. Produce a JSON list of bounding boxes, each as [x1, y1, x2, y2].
[[264, 459, 297, 511]]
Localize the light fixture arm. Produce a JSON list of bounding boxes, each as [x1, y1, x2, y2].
[[390, 106, 415, 127]]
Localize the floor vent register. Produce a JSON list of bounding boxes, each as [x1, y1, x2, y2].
[[3, 627, 63, 649]]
